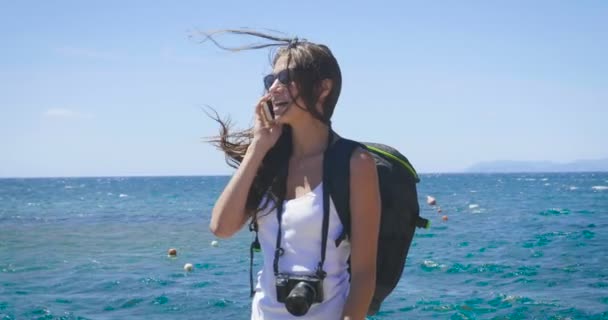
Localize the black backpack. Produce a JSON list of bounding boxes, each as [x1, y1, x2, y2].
[[326, 138, 429, 315]]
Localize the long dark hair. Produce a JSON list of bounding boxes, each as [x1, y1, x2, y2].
[[202, 29, 342, 218]]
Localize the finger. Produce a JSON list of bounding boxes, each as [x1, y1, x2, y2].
[[255, 102, 270, 128], [254, 101, 264, 125], [272, 123, 283, 137], [255, 94, 271, 112], [255, 94, 272, 127]]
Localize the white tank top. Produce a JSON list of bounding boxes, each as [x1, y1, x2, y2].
[[251, 182, 351, 320]]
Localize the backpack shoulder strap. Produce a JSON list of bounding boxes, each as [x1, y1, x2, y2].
[[326, 138, 364, 246]]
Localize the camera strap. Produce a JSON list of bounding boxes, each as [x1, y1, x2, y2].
[[249, 129, 336, 298], [273, 130, 334, 280], [249, 215, 261, 297]]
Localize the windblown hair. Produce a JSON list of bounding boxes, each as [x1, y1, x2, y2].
[[202, 29, 342, 218]]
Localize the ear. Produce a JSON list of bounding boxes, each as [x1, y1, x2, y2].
[[315, 79, 333, 111]]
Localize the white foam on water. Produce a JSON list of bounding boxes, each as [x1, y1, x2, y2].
[[423, 260, 437, 267], [423, 260, 447, 270], [591, 186, 608, 191], [544, 183, 551, 186], [569, 186, 578, 190], [469, 204, 479, 209], [503, 295, 522, 303], [422, 260, 445, 268], [119, 193, 129, 198]]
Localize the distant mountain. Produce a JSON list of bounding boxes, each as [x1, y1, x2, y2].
[[465, 158, 608, 173]]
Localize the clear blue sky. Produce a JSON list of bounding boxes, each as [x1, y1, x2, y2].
[[1, 1, 606, 177]]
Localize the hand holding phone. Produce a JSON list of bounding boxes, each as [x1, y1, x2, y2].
[[251, 97, 283, 154]]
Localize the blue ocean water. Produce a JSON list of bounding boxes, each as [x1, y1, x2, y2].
[[1, 173, 607, 319]]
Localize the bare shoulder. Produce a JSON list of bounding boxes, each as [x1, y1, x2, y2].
[[349, 147, 377, 174], [349, 147, 379, 193]]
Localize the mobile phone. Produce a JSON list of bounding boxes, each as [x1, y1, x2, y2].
[[263, 100, 275, 121]]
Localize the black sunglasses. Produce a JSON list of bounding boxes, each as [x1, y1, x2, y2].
[[263, 69, 292, 90]]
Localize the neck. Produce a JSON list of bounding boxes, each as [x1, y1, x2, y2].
[[289, 119, 330, 159]]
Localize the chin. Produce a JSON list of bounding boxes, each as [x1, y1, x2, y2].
[[274, 116, 288, 125], [273, 112, 291, 124]]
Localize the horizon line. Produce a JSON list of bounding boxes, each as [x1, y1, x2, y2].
[[2, 170, 608, 180]]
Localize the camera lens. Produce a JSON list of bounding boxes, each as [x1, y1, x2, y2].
[[285, 282, 316, 316]]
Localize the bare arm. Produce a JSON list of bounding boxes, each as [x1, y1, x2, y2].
[[341, 148, 381, 320], [209, 96, 283, 238], [209, 144, 266, 238]]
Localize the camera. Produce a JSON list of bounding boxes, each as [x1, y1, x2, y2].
[[275, 273, 324, 316]]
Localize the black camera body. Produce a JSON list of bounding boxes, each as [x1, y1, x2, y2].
[[275, 273, 324, 316]]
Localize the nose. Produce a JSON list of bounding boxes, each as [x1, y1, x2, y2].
[[268, 78, 282, 93]]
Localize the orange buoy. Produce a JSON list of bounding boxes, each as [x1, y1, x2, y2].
[[442, 215, 448, 221], [167, 248, 177, 257]]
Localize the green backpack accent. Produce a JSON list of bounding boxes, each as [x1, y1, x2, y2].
[[326, 138, 429, 315]]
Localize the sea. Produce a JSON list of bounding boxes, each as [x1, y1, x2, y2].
[[1, 173, 607, 319]]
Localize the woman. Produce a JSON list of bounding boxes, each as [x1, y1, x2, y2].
[[206, 30, 381, 320]]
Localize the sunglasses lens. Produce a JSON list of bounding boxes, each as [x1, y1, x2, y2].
[[263, 74, 275, 90], [277, 70, 290, 85], [263, 70, 291, 90]]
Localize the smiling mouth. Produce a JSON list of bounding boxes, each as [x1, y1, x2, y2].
[[273, 101, 290, 108], [273, 101, 291, 114]]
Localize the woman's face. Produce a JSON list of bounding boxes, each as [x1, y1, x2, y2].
[[266, 55, 310, 125]]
